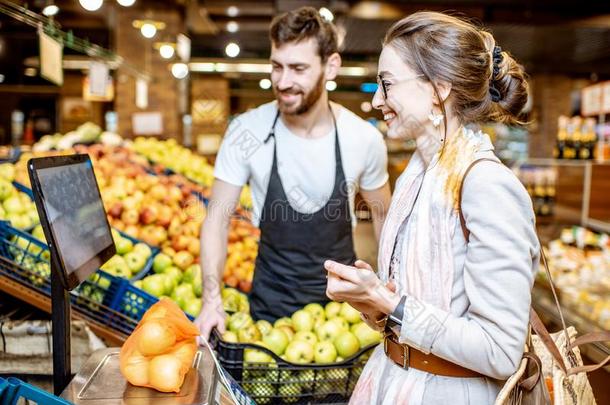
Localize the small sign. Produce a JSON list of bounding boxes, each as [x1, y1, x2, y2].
[[39, 31, 63, 86], [83, 77, 114, 102], [601, 81, 610, 114], [132, 112, 163, 136], [177, 33, 191, 62], [89, 61, 109, 97], [136, 79, 148, 109], [581, 84, 603, 116]]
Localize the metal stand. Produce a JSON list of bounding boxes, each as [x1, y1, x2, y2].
[[51, 262, 71, 395]]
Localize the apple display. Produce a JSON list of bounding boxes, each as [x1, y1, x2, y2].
[[333, 331, 360, 358], [262, 328, 289, 356], [314, 341, 337, 364], [284, 340, 314, 364], [291, 309, 314, 332]]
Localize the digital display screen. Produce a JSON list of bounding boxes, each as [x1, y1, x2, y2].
[[35, 160, 113, 277]]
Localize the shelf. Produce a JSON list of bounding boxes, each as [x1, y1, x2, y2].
[[532, 285, 610, 371], [521, 158, 610, 167]]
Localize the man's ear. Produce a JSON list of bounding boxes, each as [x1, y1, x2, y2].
[[324, 52, 341, 81], [432, 80, 452, 106]]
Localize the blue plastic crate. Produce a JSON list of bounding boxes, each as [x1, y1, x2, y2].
[[0, 221, 154, 335], [12, 180, 32, 198], [114, 229, 160, 281], [0, 376, 71, 405], [0, 147, 21, 164]]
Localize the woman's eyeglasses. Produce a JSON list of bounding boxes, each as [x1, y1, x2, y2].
[[376, 74, 425, 99]]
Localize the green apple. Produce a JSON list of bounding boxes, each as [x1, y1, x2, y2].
[[291, 309, 314, 332], [284, 340, 314, 364], [278, 382, 300, 403], [229, 312, 253, 332], [115, 237, 133, 255], [32, 225, 46, 243], [238, 293, 250, 313], [238, 324, 262, 343], [111, 229, 121, 242], [333, 331, 360, 358], [133, 242, 152, 258], [256, 319, 273, 336], [3, 196, 24, 214], [325, 301, 342, 319], [164, 266, 183, 284], [192, 275, 202, 297], [278, 325, 295, 341], [352, 322, 382, 348], [222, 288, 240, 312], [222, 331, 238, 343], [274, 317, 292, 329], [340, 302, 361, 324], [0, 164, 15, 182], [163, 273, 176, 295], [184, 297, 203, 317], [294, 331, 317, 346], [142, 274, 166, 297], [133, 280, 143, 289], [182, 263, 200, 283], [329, 317, 349, 332], [152, 252, 172, 273], [316, 320, 342, 342], [171, 283, 195, 309], [0, 179, 14, 201], [304, 303, 325, 322], [314, 341, 337, 364], [244, 346, 273, 364], [124, 251, 147, 275], [262, 328, 289, 356]]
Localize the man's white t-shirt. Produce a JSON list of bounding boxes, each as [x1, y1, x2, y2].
[[214, 101, 389, 227]]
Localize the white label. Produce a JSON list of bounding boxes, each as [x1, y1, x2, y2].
[[581, 84, 602, 116], [89, 61, 109, 97], [136, 79, 148, 109], [39, 31, 63, 85], [601, 81, 610, 114], [132, 112, 163, 135]]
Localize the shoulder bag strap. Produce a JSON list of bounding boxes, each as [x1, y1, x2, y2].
[[457, 158, 573, 372]]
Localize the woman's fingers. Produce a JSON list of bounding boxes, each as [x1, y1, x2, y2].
[[386, 280, 396, 293], [324, 260, 358, 282], [354, 260, 373, 271]]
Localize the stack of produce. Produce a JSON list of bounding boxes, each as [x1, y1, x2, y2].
[[131, 137, 252, 209], [120, 299, 199, 393], [100, 229, 154, 279], [32, 122, 123, 152], [135, 253, 203, 318], [541, 226, 610, 329], [0, 163, 38, 230], [222, 301, 382, 364]]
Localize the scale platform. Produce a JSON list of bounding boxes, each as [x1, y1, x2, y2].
[[60, 346, 218, 405]]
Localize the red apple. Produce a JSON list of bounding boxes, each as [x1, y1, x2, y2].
[[121, 209, 140, 226], [108, 201, 123, 218], [171, 234, 189, 252], [139, 205, 159, 225]]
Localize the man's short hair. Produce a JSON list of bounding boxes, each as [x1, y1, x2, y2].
[[269, 6, 338, 63]]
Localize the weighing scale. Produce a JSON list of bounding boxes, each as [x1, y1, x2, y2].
[[27, 154, 220, 404]]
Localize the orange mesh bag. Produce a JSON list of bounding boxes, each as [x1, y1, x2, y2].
[[120, 298, 200, 392]]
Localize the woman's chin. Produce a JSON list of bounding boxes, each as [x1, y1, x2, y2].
[[386, 128, 413, 141]]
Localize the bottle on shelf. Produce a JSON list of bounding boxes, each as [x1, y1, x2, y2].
[[581, 118, 597, 160], [571, 116, 582, 160], [554, 115, 568, 159]]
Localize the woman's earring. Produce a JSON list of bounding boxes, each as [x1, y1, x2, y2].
[[428, 110, 443, 128]]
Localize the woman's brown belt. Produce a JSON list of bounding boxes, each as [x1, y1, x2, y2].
[[384, 333, 484, 378]]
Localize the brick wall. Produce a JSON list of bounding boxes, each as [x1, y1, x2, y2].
[[115, 8, 183, 140]]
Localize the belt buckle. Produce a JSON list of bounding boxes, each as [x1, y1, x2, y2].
[[384, 333, 410, 369]]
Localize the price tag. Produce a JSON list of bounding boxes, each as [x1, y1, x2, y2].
[[601, 81, 610, 114], [136, 79, 148, 109], [581, 84, 602, 116], [89, 61, 109, 97], [132, 112, 163, 135], [39, 31, 63, 86]]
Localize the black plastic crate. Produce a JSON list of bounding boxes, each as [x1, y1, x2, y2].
[[210, 329, 374, 404]]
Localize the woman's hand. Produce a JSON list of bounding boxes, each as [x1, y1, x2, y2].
[[325, 259, 400, 317]]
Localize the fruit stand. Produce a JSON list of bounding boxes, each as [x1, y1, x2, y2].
[[0, 127, 379, 404]]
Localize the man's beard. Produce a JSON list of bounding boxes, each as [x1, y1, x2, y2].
[[274, 73, 325, 116]]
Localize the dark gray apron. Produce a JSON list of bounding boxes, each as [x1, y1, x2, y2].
[[250, 107, 357, 322]]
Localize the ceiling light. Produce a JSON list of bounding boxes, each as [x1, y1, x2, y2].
[[225, 42, 240, 58], [159, 44, 175, 59], [117, 0, 136, 6], [79, 0, 103, 12], [171, 63, 189, 79], [140, 23, 156, 38], [226, 21, 239, 33], [0, 74, 5, 83], [42, 4, 59, 17], [259, 79, 271, 90], [326, 80, 337, 91], [227, 6, 239, 17], [24, 68, 37, 77]]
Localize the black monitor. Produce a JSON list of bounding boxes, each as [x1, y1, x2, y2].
[[28, 154, 116, 291]]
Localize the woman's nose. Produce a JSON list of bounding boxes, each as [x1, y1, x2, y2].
[[372, 86, 384, 110]]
